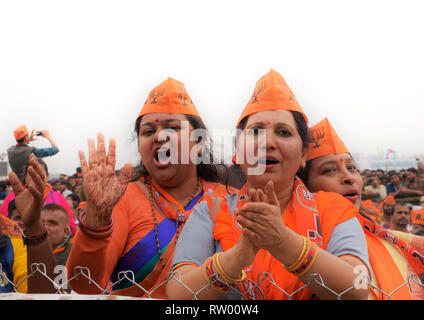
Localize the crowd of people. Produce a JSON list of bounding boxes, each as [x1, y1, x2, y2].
[[1, 69, 424, 300]]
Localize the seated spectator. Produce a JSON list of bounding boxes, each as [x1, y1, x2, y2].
[[7, 125, 60, 184], [7, 199, 24, 230], [363, 175, 387, 202], [399, 169, 408, 184], [401, 168, 424, 198], [391, 202, 411, 233], [386, 172, 403, 197], [41, 203, 72, 266]]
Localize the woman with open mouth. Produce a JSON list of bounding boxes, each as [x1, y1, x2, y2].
[[298, 117, 424, 300], [63, 77, 236, 298], [167, 69, 372, 300]]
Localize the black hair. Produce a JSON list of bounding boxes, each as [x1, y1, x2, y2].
[[16, 137, 26, 144], [407, 167, 419, 175], [132, 114, 227, 184], [393, 202, 411, 213], [59, 179, 70, 189], [297, 159, 313, 186], [8, 199, 17, 219], [42, 203, 70, 225], [234, 110, 310, 182], [66, 193, 80, 209]]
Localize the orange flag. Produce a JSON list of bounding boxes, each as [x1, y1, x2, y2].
[[411, 208, 424, 226]]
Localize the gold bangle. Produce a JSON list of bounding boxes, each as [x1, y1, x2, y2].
[[213, 252, 247, 284], [295, 243, 319, 277], [203, 256, 231, 293], [282, 236, 309, 271]]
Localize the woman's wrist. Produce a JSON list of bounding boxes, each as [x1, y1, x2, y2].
[[269, 228, 304, 266], [23, 222, 45, 237], [223, 243, 251, 273], [84, 203, 112, 229], [78, 209, 113, 239]]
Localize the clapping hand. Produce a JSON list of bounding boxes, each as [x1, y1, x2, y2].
[[235, 180, 288, 255]]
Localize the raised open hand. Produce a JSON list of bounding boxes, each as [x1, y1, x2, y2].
[[9, 153, 46, 235], [79, 132, 132, 228]]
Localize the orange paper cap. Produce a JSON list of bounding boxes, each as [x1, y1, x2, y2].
[[411, 208, 424, 226], [13, 125, 29, 141], [137, 77, 200, 119], [236, 69, 308, 128], [379, 195, 396, 211], [307, 118, 350, 161]]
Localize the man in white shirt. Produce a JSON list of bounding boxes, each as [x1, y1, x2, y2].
[[363, 175, 387, 202]]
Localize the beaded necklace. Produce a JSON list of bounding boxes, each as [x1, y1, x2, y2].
[[145, 177, 202, 268]]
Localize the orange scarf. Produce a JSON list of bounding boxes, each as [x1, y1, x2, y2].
[[358, 214, 424, 300], [113, 176, 235, 298], [213, 178, 352, 300]]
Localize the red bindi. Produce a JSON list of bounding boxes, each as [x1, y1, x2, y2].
[[339, 158, 343, 162], [267, 121, 271, 125]]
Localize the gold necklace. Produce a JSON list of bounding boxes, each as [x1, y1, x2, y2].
[[146, 177, 202, 268]]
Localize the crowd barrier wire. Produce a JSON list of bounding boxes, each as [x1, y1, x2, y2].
[[1, 263, 423, 300]]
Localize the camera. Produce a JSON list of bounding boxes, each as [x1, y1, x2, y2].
[[35, 130, 43, 136]]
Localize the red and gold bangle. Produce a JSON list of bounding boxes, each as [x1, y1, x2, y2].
[[78, 210, 113, 239], [291, 242, 318, 277], [202, 256, 232, 293], [213, 252, 247, 284]]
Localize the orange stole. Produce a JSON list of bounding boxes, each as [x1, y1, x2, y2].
[[358, 214, 424, 300], [213, 178, 356, 300], [112, 180, 236, 299]]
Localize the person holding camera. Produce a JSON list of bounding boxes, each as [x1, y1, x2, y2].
[[7, 125, 60, 184]]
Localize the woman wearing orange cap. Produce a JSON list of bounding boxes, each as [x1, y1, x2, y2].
[[62, 78, 235, 298], [298, 118, 424, 300], [166, 70, 370, 300]]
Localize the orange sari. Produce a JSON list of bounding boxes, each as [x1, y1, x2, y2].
[[213, 178, 357, 300], [357, 214, 424, 300]]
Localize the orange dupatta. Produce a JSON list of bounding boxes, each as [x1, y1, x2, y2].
[[112, 176, 235, 298], [213, 177, 355, 300], [358, 214, 424, 300]]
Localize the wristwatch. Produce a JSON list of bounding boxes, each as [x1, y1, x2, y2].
[[22, 228, 48, 246]]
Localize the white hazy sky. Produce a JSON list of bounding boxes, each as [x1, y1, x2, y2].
[[1, 0, 423, 176]]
